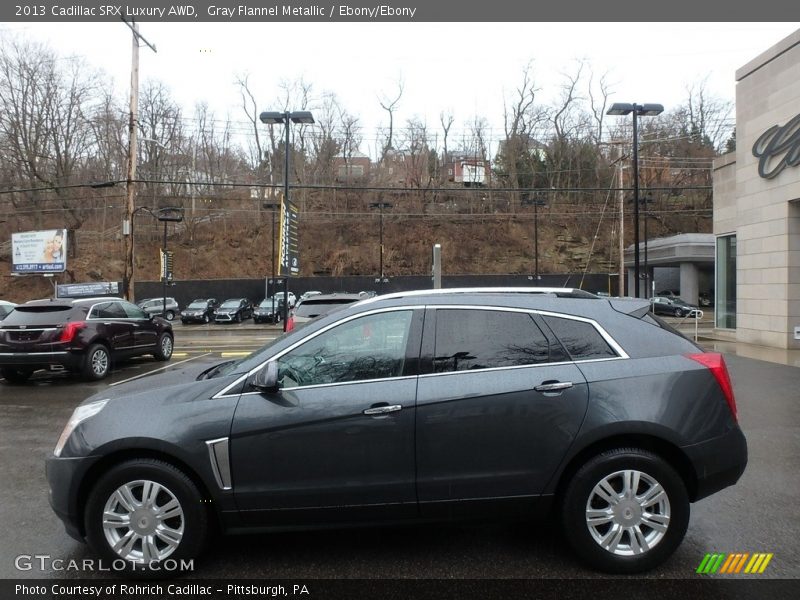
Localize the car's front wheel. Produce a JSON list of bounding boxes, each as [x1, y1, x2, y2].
[[561, 448, 689, 573], [154, 333, 173, 361], [83, 344, 111, 380], [84, 459, 208, 572]]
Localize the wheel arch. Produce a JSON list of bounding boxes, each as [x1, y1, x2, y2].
[[75, 448, 219, 538], [552, 434, 699, 505]]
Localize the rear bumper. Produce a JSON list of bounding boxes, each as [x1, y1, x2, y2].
[[0, 350, 83, 371], [683, 425, 748, 501]]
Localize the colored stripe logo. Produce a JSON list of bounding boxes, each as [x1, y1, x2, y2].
[[697, 553, 773, 574]]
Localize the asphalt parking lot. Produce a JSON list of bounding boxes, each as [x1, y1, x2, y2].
[[0, 324, 798, 586]]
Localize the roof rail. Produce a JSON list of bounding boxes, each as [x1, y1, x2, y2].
[[357, 287, 599, 304]]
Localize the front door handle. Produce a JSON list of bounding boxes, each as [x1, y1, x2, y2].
[[534, 381, 574, 393], [363, 404, 402, 415]]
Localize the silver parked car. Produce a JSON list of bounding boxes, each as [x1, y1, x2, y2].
[[136, 297, 180, 321]]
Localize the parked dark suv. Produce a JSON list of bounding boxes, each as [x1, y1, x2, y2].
[[46, 288, 746, 573], [0, 297, 173, 382], [180, 298, 219, 324], [214, 298, 252, 323]]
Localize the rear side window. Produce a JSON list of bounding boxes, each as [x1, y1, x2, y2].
[[541, 316, 617, 361], [434, 309, 550, 373]]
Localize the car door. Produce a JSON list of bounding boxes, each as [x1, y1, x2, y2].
[[415, 307, 589, 518], [89, 301, 135, 354], [230, 308, 424, 526], [119, 301, 158, 350]]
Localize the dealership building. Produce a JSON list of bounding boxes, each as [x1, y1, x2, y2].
[[713, 28, 800, 350]]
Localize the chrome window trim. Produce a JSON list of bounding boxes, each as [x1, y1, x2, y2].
[[212, 305, 424, 399], [418, 356, 624, 380], [211, 303, 628, 399]]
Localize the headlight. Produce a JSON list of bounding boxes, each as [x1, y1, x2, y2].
[[53, 399, 108, 457]]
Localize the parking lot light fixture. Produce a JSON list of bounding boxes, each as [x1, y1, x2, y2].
[[606, 102, 663, 297], [369, 201, 393, 288], [259, 110, 315, 331]]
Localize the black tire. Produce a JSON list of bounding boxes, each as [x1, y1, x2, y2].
[[202, 313, 210, 324], [83, 343, 111, 381], [164, 310, 175, 321], [1, 367, 33, 384], [561, 448, 689, 574], [235, 313, 242, 323], [673, 308, 683, 317], [154, 333, 174, 361], [84, 458, 208, 574]]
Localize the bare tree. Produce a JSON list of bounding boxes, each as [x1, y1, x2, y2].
[[378, 76, 404, 162]]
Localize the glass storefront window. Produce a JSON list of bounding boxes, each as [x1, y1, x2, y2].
[[715, 234, 737, 329]]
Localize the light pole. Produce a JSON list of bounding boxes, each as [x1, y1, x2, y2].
[[259, 110, 314, 331], [522, 194, 547, 282], [606, 102, 663, 298], [156, 207, 183, 318], [369, 201, 392, 289]]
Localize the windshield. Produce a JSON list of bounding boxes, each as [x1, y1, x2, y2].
[[259, 298, 283, 308], [201, 329, 294, 378], [187, 301, 208, 309], [294, 299, 357, 318], [221, 300, 242, 308]]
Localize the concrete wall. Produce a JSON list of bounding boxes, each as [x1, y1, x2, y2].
[[721, 29, 800, 349]]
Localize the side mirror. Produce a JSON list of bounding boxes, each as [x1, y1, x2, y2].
[[251, 361, 279, 393]]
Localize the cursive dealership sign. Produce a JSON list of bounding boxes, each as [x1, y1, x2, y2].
[[752, 113, 800, 179]]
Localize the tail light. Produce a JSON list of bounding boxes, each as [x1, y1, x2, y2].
[[286, 316, 295, 332], [687, 352, 737, 422], [58, 321, 86, 343]]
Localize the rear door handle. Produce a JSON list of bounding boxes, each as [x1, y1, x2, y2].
[[363, 404, 402, 415], [534, 381, 574, 393]]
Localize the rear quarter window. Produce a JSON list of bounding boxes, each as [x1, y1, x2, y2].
[[541, 315, 618, 361]]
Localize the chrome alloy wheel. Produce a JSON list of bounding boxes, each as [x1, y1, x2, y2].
[[91, 348, 109, 377], [161, 335, 173, 358], [585, 469, 671, 556], [102, 480, 184, 563]]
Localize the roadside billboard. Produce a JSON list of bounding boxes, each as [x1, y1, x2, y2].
[[11, 229, 68, 273]]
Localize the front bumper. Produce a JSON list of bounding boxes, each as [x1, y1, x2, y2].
[[45, 454, 101, 542], [682, 425, 748, 501], [181, 313, 208, 323]]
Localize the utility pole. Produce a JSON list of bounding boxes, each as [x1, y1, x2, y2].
[[121, 19, 156, 301], [618, 161, 625, 296]]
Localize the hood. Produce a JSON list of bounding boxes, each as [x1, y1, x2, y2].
[[81, 358, 241, 406]]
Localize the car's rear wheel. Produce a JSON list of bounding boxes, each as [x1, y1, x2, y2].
[[84, 459, 208, 573], [83, 344, 111, 380], [164, 310, 175, 321], [561, 448, 689, 573], [673, 308, 683, 317], [1, 367, 33, 384], [154, 333, 173, 361]]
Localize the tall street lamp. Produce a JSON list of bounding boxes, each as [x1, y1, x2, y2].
[[606, 102, 663, 298], [641, 193, 655, 298], [259, 110, 314, 331], [522, 193, 547, 282], [156, 207, 183, 318], [369, 201, 393, 289]]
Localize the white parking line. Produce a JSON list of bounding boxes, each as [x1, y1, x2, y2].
[[108, 353, 212, 387]]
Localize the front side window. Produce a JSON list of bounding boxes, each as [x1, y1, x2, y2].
[[541, 315, 617, 361], [120, 301, 148, 319], [433, 309, 550, 373], [277, 310, 413, 388]]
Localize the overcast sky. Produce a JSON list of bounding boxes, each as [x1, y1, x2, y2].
[[2, 22, 799, 156]]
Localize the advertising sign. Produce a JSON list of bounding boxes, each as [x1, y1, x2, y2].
[[56, 282, 119, 299], [278, 199, 300, 276], [11, 229, 68, 273]]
